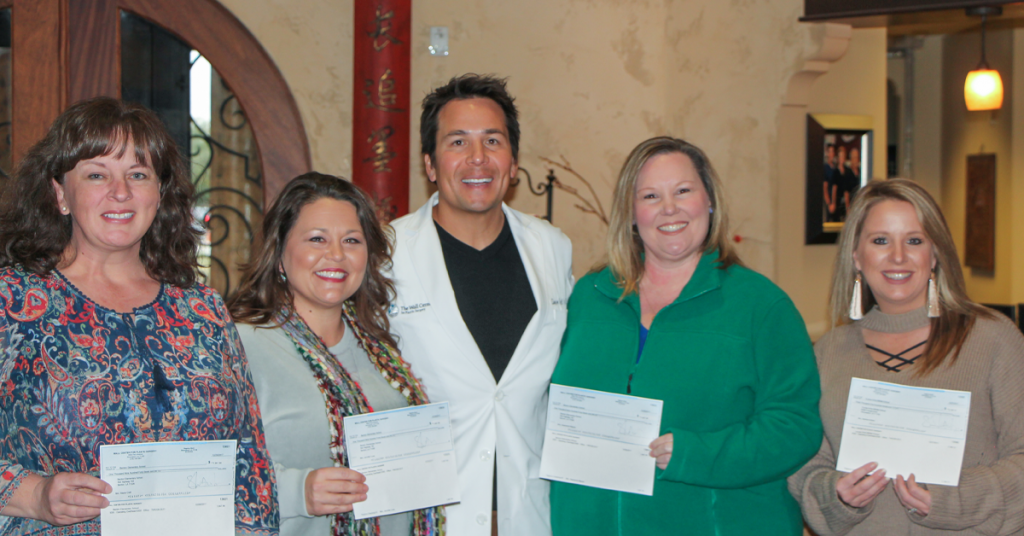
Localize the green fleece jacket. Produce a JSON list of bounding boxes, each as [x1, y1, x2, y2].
[[550, 252, 822, 536]]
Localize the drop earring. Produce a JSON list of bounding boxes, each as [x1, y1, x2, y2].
[[849, 272, 864, 320], [927, 270, 940, 318]]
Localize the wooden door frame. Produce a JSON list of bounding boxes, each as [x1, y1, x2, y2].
[[5, 0, 309, 202]]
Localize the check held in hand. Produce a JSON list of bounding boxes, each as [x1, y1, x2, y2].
[[100, 440, 236, 536], [343, 401, 460, 520], [836, 378, 971, 486], [539, 384, 664, 495]]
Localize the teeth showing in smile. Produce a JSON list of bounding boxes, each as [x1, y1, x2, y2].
[[462, 178, 493, 184], [104, 212, 134, 220], [316, 270, 347, 279], [658, 223, 687, 232], [884, 272, 911, 280]]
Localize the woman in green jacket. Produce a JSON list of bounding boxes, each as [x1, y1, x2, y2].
[[550, 136, 822, 535]]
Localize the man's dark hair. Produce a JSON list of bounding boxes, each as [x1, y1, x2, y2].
[[420, 74, 520, 165]]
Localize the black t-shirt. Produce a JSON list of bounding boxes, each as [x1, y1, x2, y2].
[[435, 217, 537, 383]]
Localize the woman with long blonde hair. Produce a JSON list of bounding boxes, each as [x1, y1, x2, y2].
[[790, 179, 1024, 535]]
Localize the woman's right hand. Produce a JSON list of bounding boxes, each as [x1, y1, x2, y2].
[[836, 462, 888, 508], [9, 472, 112, 526], [304, 467, 369, 516]]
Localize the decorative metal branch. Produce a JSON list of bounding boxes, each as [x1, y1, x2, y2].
[[540, 155, 609, 226]]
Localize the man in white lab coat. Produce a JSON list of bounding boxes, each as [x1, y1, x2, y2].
[[387, 74, 573, 536]]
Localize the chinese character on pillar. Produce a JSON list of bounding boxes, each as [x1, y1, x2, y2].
[[352, 0, 411, 222]]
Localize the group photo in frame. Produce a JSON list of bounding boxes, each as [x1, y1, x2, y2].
[[805, 114, 873, 244]]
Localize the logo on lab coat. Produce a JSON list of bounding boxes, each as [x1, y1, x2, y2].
[[388, 302, 431, 317]]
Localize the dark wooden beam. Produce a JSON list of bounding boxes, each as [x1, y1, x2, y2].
[[68, 0, 119, 103], [803, 0, 1015, 22], [11, 0, 64, 162]]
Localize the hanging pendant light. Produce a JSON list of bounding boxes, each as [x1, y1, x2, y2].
[[964, 6, 1004, 111]]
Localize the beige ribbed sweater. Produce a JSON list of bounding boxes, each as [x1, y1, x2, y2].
[[789, 306, 1024, 535]]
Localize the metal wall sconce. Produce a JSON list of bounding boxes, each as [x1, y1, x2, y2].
[[964, 6, 1004, 111], [512, 167, 557, 222]]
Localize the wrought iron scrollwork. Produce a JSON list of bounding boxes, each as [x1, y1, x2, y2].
[[191, 77, 263, 297], [218, 94, 248, 131], [510, 166, 557, 222]]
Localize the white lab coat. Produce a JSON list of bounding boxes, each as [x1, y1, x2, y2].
[[387, 193, 573, 536]]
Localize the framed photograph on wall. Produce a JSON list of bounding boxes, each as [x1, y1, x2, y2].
[[806, 114, 873, 244]]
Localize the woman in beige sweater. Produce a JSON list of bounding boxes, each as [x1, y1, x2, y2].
[[790, 179, 1024, 535]]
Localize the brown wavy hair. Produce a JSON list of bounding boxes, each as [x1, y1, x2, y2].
[[0, 97, 201, 287], [605, 136, 741, 298], [829, 179, 992, 376], [228, 173, 398, 348]]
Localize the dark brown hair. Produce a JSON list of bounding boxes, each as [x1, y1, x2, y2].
[[228, 173, 398, 348], [420, 73, 520, 165], [830, 179, 992, 376], [0, 97, 201, 287]]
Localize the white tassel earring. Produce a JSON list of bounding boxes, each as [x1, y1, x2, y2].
[[849, 272, 864, 320], [927, 270, 940, 318]]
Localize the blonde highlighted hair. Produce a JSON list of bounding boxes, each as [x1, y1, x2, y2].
[[605, 136, 740, 298], [829, 179, 991, 376]]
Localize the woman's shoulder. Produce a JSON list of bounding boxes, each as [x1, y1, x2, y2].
[[719, 262, 792, 304], [233, 322, 295, 361], [966, 309, 1024, 353], [0, 266, 61, 306], [813, 322, 861, 358], [569, 267, 616, 301]]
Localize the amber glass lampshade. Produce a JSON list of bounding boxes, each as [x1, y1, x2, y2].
[[964, 68, 1004, 111]]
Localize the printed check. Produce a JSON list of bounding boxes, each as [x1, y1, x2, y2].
[[539, 384, 663, 495], [344, 401, 460, 519], [836, 378, 971, 486], [100, 440, 236, 536]]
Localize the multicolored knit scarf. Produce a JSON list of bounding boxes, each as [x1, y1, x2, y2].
[[276, 301, 445, 536]]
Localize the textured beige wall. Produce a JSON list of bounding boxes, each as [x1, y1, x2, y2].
[[940, 28, 1017, 304], [218, 0, 841, 282], [410, 0, 821, 277], [218, 0, 355, 179]]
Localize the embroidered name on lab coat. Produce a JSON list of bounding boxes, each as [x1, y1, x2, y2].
[[388, 302, 432, 317]]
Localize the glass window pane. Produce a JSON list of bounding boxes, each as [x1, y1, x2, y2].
[[121, 11, 262, 297]]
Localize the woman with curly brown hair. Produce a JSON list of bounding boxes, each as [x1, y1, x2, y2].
[[0, 97, 278, 535], [228, 173, 443, 536]]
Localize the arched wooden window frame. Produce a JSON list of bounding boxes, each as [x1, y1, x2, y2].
[[3, 0, 309, 202]]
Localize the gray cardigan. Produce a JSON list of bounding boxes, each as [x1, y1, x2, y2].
[[237, 322, 412, 536]]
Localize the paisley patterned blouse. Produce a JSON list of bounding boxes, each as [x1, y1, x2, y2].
[[0, 267, 279, 535]]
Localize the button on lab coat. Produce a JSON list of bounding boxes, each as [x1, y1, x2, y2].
[[387, 194, 573, 536]]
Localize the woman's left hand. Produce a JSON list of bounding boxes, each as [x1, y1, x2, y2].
[[894, 474, 931, 516], [649, 433, 673, 470]]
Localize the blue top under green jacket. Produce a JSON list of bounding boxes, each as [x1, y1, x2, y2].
[[550, 252, 822, 536]]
